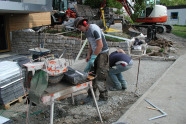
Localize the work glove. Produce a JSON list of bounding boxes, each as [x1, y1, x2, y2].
[[84, 55, 97, 73]]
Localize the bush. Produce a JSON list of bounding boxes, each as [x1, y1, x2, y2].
[[146, 48, 152, 53], [159, 48, 164, 53], [114, 9, 123, 15]]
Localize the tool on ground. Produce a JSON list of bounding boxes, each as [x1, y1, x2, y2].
[[146, 107, 158, 111], [134, 57, 141, 97], [145, 99, 167, 120]]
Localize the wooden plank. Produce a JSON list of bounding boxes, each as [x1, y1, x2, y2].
[[3, 94, 28, 110], [9, 12, 51, 31]]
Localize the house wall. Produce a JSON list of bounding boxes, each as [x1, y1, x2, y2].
[[0, 0, 52, 53], [0, 0, 52, 13], [8, 12, 51, 31], [167, 8, 186, 25], [10, 32, 130, 59]]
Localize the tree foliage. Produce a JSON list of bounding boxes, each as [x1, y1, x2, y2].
[[160, 0, 186, 6], [84, 0, 186, 22], [84, 0, 103, 8], [131, 0, 146, 21], [84, 0, 123, 9], [84, 0, 186, 8], [106, 0, 123, 9]]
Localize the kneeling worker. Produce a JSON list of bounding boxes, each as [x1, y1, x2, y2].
[[109, 49, 133, 91]]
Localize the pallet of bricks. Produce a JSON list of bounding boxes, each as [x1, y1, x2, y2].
[[0, 61, 26, 109]]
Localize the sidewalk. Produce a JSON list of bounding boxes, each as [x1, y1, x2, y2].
[[115, 54, 186, 124]]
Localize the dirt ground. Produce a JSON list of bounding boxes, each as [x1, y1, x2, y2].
[[1, 33, 186, 124]]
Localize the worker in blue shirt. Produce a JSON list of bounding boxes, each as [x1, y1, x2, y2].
[[109, 49, 133, 91]]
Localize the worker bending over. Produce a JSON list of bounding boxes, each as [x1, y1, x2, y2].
[[109, 49, 133, 91], [74, 17, 109, 101]]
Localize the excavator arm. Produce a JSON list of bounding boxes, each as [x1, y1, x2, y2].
[[115, 0, 134, 18]]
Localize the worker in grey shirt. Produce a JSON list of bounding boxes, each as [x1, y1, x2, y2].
[[74, 17, 109, 101]]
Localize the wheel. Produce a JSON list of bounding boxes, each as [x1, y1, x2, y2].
[[157, 26, 165, 34], [165, 25, 172, 33]]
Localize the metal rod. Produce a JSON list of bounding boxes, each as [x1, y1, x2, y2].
[[59, 48, 66, 59], [27, 101, 31, 124], [145, 99, 167, 114], [71, 93, 75, 105], [135, 57, 141, 93], [75, 38, 88, 62], [50, 97, 55, 124], [149, 114, 167, 120], [104, 34, 131, 42], [89, 83, 103, 123], [145, 99, 167, 120]]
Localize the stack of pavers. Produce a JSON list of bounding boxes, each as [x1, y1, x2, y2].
[[0, 61, 25, 107]]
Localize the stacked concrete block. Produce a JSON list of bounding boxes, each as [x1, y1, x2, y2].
[[54, 25, 65, 32], [11, 32, 131, 60], [0, 61, 25, 105], [119, 41, 130, 54], [0, 116, 12, 124]]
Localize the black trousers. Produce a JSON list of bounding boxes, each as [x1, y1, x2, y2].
[[88, 52, 109, 100]]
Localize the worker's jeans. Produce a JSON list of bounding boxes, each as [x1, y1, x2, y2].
[[109, 60, 133, 89], [88, 52, 109, 100]]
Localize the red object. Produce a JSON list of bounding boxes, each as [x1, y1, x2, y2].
[[83, 21, 88, 26], [121, 63, 126, 67], [66, 8, 76, 18], [135, 16, 167, 23], [115, 0, 167, 23]]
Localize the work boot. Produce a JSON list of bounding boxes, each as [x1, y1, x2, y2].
[[99, 91, 108, 101], [122, 86, 127, 90], [122, 83, 127, 90], [99, 97, 108, 101], [109, 87, 122, 91]]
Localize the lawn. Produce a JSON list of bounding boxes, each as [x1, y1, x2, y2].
[[172, 25, 186, 39]]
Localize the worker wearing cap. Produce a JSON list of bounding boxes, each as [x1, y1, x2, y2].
[[109, 49, 133, 91], [74, 17, 109, 101]]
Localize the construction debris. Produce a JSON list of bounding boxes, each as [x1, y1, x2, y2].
[[148, 38, 173, 48]]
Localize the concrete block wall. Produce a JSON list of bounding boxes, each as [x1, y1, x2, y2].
[[11, 32, 130, 59]]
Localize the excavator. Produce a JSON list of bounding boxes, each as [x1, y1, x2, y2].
[[102, 0, 172, 40], [116, 0, 172, 33]]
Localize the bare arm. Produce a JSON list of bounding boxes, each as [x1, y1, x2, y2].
[[93, 39, 103, 55]]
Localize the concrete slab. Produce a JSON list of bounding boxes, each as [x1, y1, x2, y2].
[[115, 54, 186, 124]]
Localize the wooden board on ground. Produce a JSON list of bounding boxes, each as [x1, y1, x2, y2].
[[3, 94, 28, 110]]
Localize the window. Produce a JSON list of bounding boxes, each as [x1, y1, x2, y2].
[[171, 12, 178, 19]]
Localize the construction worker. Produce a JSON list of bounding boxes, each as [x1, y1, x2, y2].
[[74, 17, 109, 101], [109, 49, 133, 91]]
